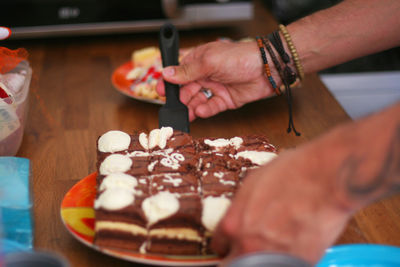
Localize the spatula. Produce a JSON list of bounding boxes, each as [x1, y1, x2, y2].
[[158, 23, 190, 133]]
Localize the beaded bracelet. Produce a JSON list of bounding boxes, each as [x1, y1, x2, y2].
[[261, 37, 283, 95], [268, 31, 301, 136], [279, 24, 305, 80], [255, 36, 280, 95]]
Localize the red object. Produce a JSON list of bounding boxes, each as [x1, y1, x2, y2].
[[0, 85, 9, 98], [0, 47, 28, 74]]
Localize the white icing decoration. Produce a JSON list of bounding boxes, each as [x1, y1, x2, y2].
[[220, 180, 236, 186], [139, 132, 149, 150], [229, 137, 243, 149], [203, 171, 208, 176], [204, 138, 230, 148], [163, 174, 183, 187], [235, 151, 277, 166], [100, 154, 132, 175], [127, 151, 150, 157], [172, 153, 185, 161], [160, 152, 185, 170], [139, 179, 147, 184], [147, 127, 174, 150], [148, 160, 158, 172], [197, 158, 203, 171], [142, 191, 180, 226], [214, 172, 224, 178], [99, 173, 138, 191], [94, 188, 134, 210], [202, 196, 231, 231], [158, 127, 174, 149], [148, 129, 161, 149], [153, 148, 174, 156], [98, 130, 131, 153], [139, 242, 147, 254]]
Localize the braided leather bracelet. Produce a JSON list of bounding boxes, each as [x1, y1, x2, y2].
[[268, 31, 301, 136]]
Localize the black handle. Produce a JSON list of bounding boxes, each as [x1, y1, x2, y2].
[[159, 23, 179, 67], [159, 23, 180, 106]]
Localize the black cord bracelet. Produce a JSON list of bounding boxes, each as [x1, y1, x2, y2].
[[267, 31, 301, 136]]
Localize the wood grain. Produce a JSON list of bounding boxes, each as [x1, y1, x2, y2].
[[5, 1, 400, 266]]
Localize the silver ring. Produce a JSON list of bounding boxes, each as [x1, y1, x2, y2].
[[201, 88, 213, 99]]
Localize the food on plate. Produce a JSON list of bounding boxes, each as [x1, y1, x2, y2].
[[132, 46, 161, 69], [93, 127, 278, 255], [125, 47, 163, 101], [124, 47, 192, 102]]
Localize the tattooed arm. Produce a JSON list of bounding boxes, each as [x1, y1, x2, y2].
[[325, 102, 400, 210], [212, 102, 400, 265]]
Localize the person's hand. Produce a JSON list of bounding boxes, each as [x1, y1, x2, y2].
[[156, 40, 277, 121], [211, 144, 353, 266]]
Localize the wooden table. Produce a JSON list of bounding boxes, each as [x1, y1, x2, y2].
[[7, 1, 400, 266]]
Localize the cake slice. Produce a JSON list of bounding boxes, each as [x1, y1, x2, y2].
[[149, 147, 197, 174], [201, 194, 232, 254], [94, 173, 149, 251], [201, 170, 239, 197], [142, 192, 204, 255]]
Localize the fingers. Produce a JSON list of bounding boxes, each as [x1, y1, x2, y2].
[[180, 81, 230, 121], [194, 96, 228, 119], [156, 78, 165, 96], [211, 220, 233, 257], [162, 46, 210, 85], [162, 63, 207, 85], [180, 82, 202, 105]]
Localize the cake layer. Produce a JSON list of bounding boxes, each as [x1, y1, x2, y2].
[[94, 228, 146, 251], [146, 238, 202, 255], [95, 195, 148, 228]]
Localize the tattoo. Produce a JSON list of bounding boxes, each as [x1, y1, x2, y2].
[[340, 124, 400, 199]]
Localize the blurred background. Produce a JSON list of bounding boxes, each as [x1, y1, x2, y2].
[[1, 0, 399, 119]]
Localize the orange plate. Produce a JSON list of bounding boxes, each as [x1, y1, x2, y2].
[[111, 61, 165, 105], [60, 172, 220, 266]]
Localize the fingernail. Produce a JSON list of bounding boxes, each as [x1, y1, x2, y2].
[[163, 67, 175, 77]]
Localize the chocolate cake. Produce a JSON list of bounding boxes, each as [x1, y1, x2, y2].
[[94, 127, 277, 255]]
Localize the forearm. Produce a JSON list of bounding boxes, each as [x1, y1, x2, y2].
[[288, 0, 400, 73], [308, 102, 400, 212]]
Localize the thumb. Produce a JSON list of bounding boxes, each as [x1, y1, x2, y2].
[[162, 62, 207, 85]]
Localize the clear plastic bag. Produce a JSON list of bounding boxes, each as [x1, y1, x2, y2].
[[0, 48, 31, 156]]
